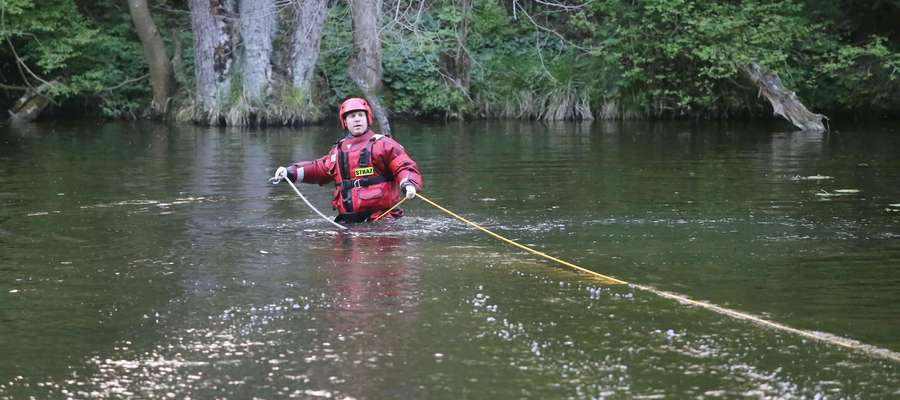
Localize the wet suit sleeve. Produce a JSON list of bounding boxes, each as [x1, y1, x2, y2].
[[290, 148, 337, 186], [377, 138, 422, 192]]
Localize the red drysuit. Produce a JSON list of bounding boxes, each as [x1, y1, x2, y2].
[[287, 130, 422, 222]]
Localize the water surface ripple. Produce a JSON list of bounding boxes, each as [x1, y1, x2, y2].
[[1, 121, 898, 398]]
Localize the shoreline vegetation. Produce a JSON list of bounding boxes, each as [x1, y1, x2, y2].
[[3, 1, 899, 129]]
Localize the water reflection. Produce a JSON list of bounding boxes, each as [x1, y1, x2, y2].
[[329, 231, 420, 313], [767, 129, 827, 172]]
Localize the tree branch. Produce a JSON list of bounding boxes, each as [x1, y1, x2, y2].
[[0, 83, 30, 91], [7, 38, 53, 88], [511, 0, 592, 53], [531, 0, 586, 11], [100, 73, 150, 92]]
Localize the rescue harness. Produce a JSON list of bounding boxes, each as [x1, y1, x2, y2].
[[335, 134, 393, 217]]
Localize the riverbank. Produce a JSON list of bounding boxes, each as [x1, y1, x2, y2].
[[5, 2, 899, 127]]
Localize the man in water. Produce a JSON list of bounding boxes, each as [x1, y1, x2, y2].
[[269, 97, 423, 223]]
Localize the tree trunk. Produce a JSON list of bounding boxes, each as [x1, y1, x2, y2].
[[349, 0, 390, 135], [454, 0, 472, 91], [744, 63, 827, 132], [289, 0, 328, 103], [128, 0, 176, 117], [239, 0, 276, 108], [189, 0, 236, 123]]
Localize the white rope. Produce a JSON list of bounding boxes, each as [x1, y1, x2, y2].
[[281, 177, 347, 230], [631, 284, 900, 363]]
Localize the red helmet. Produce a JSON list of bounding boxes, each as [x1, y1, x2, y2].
[[339, 97, 373, 129]]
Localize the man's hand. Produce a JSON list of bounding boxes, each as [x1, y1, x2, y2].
[[268, 166, 288, 184], [403, 183, 416, 200]]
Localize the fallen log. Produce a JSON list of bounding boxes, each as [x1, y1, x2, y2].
[[744, 63, 827, 132], [9, 80, 59, 123]]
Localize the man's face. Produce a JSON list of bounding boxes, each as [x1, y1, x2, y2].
[[344, 111, 368, 136]]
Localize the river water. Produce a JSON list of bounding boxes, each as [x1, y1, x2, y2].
[[1, 120, 898, 398]]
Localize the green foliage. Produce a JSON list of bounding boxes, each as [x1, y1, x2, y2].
[[280, 86, 308, 109], [463, 0, 595, 118], [577, 0, 816, 116], [1, 0, 149, 117], [3, 0, 898, 121], [265, 85, 322, 125], [317, 5, 356, 107], [578, 0, 900, 117], [315, 3, 470, 118], [381, 5, 469, 117], [810, 36, 900, 112]]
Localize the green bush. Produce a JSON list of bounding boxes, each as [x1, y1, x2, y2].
[[3, 0, 898, 121], [1, 0, 149, 117]]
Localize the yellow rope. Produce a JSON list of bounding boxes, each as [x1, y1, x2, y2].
[[415, 193, 627, 285], [409, 193, 900, 362], [373, 197, 407, 221]]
